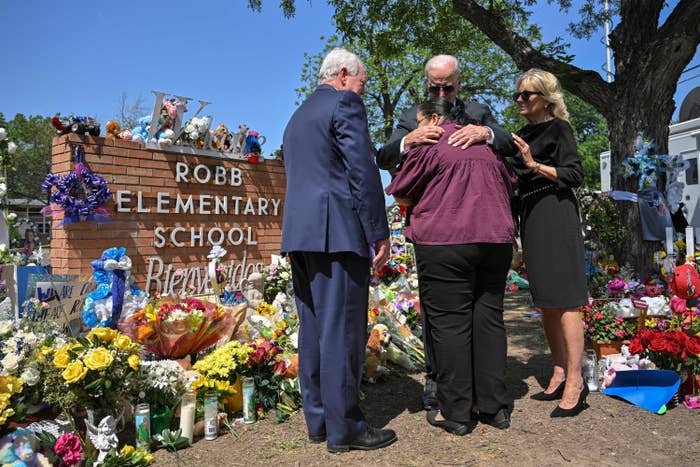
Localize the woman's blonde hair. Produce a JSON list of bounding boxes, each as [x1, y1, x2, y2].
[[516, 68, 570, 123]]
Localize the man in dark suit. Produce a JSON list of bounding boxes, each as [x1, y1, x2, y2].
[[282, 48, 396, 453], [377, 54, 516, 411], [377, 54, 516, 171]]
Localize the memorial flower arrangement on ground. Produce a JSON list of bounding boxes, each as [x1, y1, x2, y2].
[[581, 303, 635, 344], [263, 262, 292, 302], [240, 337, 287, 417], [0, 318, 66, 409], [134, 360, 188, 413], [118, 295, 237, 358], [0, 375, 23, 433], [42, 327, 141, 411]]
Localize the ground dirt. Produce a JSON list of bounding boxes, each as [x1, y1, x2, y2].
[[153, 290, 700, 466]]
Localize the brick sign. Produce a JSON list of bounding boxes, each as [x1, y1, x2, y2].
[[48, 133, 286, 294]]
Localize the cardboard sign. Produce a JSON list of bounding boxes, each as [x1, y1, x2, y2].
[[26, 275, 96, 335]]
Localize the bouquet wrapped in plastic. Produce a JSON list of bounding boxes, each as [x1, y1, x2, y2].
[[117, 295, 239, 358]]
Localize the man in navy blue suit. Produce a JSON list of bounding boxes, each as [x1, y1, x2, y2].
[[282, 48, 395, 453]]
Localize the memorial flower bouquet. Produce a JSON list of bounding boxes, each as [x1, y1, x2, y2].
[[238, 337, 287, 415], [264, 262, 292, 302], [581, 303, 635, 343], [192, 340, 251, 407], [118, 295, 237, 358], [0, 375, 24, 433], [629, 328, 700, 374], [0, 318, 66, 408], [134, 360, 188, 411], [43, 327, 142, 411]]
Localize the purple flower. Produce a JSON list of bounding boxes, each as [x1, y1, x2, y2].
[[607, 278, 627, 293]]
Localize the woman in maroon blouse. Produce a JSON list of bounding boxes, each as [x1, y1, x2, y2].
[[386, 98, 515, 436]]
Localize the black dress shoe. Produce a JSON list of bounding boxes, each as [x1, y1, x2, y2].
[[550, 384, 589, 418], [326, 426, 397, 453], [479, 407, 511, 429], [308, 434, 326, 444], [422, 378, 439, 410], [531, 380, 566, 401], [426, 409, 477, 436]]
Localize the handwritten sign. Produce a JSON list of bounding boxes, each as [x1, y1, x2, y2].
[[26, 276, 96, 335]]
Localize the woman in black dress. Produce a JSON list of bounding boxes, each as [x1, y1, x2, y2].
[[511, 69, 589, 417]]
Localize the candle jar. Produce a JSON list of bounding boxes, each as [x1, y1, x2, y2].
[[179, 392, 196, 445], [204, 391, 219, 440], [134, 403, 151, 448]]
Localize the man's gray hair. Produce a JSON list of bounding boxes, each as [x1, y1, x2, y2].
[[425, 55, 461, 82], [319, 48, 361, 83]]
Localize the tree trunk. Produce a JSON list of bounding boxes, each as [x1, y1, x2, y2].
[[607, 91, 674, 274]]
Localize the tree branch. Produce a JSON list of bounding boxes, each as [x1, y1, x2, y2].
[[452, 0, 612, 117]]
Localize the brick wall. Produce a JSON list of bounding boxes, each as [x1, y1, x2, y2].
[[49, 134, 285, 292]]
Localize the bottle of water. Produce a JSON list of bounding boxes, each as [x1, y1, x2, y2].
[[583, 349, 599, 392]]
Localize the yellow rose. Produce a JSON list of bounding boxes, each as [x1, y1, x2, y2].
[[113, 334, 133, 350], [62, 361, 88, 383], [53, 344, 78, 369], [128, 354, 140, 371], [87, 327, 117, 342], [120, 445, 135, 455], [83, 347, 114, 371]]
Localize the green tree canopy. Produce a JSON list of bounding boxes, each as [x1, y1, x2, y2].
[[1, 112, 54, 202]]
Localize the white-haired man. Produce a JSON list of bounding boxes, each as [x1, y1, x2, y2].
[[282, 47, 396, 453]]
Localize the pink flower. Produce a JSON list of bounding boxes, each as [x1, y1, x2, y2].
[[607, 278, 626, 293], [669, 295, 687, 315], [54, 433, 82, 466]]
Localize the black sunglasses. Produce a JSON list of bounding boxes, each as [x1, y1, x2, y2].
[[428, 84, 455, 95], [512, 90, 544, 101]]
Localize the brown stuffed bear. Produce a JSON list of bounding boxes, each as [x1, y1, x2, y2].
[[105, 120, 120, 139]]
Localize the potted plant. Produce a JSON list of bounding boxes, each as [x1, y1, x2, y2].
[[582, 302, 635, 359], [133, 360, 188, 436]]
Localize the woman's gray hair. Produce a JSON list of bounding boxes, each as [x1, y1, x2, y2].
[[319, 48, 361, 83]]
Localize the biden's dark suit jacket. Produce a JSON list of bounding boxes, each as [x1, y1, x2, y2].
[[376, 99, 516, 171]]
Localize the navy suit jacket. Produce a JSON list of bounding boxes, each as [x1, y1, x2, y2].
[[376, 99, 516, 170], [281, 84, 389, 258]]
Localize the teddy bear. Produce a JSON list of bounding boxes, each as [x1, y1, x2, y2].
[[364, 323, 391, 383], [130, 115, 151, 143], [105, 120, 120, 139]]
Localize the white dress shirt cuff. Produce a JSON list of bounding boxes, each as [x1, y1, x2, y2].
[[399, 136, 407, 155], [486, 126, 495, 145]]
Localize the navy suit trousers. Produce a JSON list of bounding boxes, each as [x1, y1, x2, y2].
[[289, 251, 369, 444]]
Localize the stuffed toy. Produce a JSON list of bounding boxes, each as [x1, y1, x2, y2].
[[51, 114, 101, 136], [364, 323, 391, 383], [105, 120, 120, 139], [211, 123, 232, 150], [245, 130, 264, 155], [130, 115, 151, 143], [118, 129, 132, 140], [282, 353, 298, 379], [234, 124, 249, 153]]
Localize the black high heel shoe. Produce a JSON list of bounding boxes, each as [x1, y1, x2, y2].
[[531, 380, 566, 401], [550, 384, 589, 418]]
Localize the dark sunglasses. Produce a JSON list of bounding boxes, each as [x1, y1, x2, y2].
[[512, 90, 544, 101], [428, 84, 455, 95]]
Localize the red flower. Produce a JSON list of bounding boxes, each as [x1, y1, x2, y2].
[[648, 334, 668, 352], [274, 359, 287, 375], [628, 338, 644, 355], [669, 296, 687, 315], [665, 339, 682, 356], [685, 336, 700, 355]]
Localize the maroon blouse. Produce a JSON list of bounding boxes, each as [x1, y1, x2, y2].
[[385, 122, 516, 245]]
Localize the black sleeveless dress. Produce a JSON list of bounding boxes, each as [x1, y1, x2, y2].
[[514, 119, 589, 309]]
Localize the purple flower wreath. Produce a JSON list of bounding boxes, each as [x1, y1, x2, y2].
[[41, 146, 113, 224]]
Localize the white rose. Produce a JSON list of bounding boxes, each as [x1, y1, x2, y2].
[[280, 271, 290, 280], [0, 243, 7, 253], [0, 183, 6, 197], [0, 128, 6, 141], [2, 353, 21, 373], [6, 212, 16, 221], [7, 141, 17, 154], [21, 366, 41, 386], [0, 320, 12, 335]]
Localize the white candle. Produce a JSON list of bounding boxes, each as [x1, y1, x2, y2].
[[666, 227, 674, 255], [686, 226, 695, 259], [179, 393, 196, 444]]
